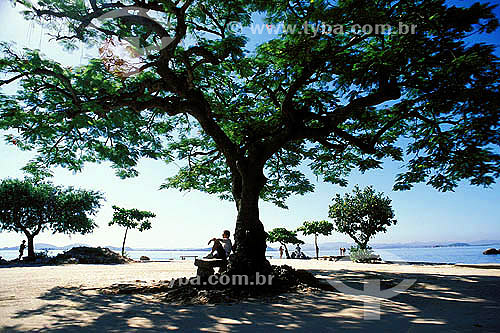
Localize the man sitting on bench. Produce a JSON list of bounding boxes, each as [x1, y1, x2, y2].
[[205, 230, 232, 260]]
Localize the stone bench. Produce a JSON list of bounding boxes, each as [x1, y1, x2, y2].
[[194, 258, 227, 278], [180, 255, 198, 260], [319, 255, 345, 261]]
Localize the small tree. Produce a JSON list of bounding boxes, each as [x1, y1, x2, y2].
[[109, 205, 156, 256], [0, 178, 103, 258], [329, 186, 396, 250], [267, 227, 304, 259], [297, 220, 334, 259]]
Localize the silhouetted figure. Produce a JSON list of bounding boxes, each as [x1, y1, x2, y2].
[[18, 240, 26, 260], [292, 244, 306, 259], [205, 230, 233, 260], [279, 246, 284, 259]]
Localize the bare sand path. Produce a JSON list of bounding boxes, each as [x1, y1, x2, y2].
[[1, 260, 499, 332]]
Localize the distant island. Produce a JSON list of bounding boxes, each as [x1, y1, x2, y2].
[[0, 243, 212, 252], [0, 243, 277, 252], [2, 240, 499, 252], [432, 243, 470, 248]]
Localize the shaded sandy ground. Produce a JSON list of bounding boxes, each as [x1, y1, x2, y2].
[[1, 260, 499, 332]]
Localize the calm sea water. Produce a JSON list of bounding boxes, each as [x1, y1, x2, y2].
[[1, 244, 500, 264]]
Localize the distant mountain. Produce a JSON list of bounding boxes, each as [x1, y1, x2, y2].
[[293, 240, 500, 251], [1, 241, 498, 252], [55, 243, 92, 250], [300, 242, 352, 252], [1, 243, 63, 251], [103, 245, 132, 252], [1, 243, 267, 252], [1, 243, 93, 251], [433, 243, 470, 247], [133, 248, 214, 252], [467, 240, 500, 246], [0, 246, 17, 250], [371, 241, 498, 249], [35, 243, 59, 249]]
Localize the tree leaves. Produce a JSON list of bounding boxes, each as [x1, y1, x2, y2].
[[1, 0, 499, 209], [0, 178, 103, 236], [109, 205, 156, 231], [329, 185, 396, 249], [297, 220, 334, 237], [266, 227, 304, 246]]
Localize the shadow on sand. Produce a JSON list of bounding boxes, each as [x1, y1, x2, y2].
[[3, 269, 500, 332]]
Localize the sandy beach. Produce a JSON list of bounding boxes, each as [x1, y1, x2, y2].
[[1, 259, 499, 332]]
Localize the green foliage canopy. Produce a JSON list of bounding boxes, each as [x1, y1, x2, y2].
[[267, 227, 304, 258], [297, 220, 334, 258], [109, 205, 156, 231], [0, 177, 103, 256], [329, 185, 397, 249], [0, 178, 103, 235], [297, 220, 334, 238], [109, 205, 156, 256], [0, 0, 498, 210]]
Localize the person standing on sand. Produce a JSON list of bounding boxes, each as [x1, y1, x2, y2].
[[279, 246, 284, 259], [18, 240, 26, 260]]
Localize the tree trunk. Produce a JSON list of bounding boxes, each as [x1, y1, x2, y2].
[[228, 167, 271, 276], [122, 227, 129, 257], [27, 235, 35, 258], [315, 234, 319, 259], [283, 243, 290, 259], [348, 232, 363, 250]]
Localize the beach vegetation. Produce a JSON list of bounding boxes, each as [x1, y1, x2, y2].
[[329, 185, 396, 250], [348, 246, 375, 263], [267, 228, 304, 259], [0, 178, 103, 258], [297, 220, 334, 259], [108, 205, 156, 257]]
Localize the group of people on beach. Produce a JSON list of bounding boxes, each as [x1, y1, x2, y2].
[[278, 244, 308, 259], [207, 231, 311, 261], [18, 229, 317, 262]]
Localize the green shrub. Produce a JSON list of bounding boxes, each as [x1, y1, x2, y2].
[[349, 246, 375, 263]]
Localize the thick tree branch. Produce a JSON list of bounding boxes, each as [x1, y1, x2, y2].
[[0, 74, 25, 86], [186, 90, 241, 168], [281, 35, 370, 123], [33, 68, 80, 104]]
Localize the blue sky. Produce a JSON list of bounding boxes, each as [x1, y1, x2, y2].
[[0, 0, 499, 249]]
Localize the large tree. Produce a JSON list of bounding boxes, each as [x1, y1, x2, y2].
[[0, 0, 499, 274], [0, 178, 103, 258]]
